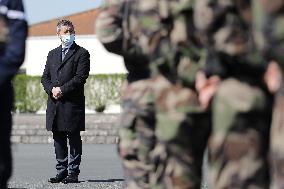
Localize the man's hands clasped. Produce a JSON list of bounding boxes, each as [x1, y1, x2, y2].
[[52, 87, 63, 100]]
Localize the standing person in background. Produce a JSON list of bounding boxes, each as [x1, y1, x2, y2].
[[96, 0, 212, 188], [0, 0, 27, 188], [41, 19, 90, 184], [194, 0, 273, 188]]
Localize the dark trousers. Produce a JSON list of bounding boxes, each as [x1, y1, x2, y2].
[[0, 83, 13, 189], [52, 130, 82, 176]]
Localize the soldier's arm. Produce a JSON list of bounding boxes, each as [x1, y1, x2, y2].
[[194, 0, 259, 78], [260, 1, 284, 68], [193, 0, 228, 107], [95, 0, 124, 55], [258, 1, 284, 93], [0, 0, 27, 87]]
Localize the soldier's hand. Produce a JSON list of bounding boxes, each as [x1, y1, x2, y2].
[[196, 71, 220, 109], [264, 61, 282, 93]]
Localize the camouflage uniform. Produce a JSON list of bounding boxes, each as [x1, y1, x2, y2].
[[96, 1, 156, 188], [270, 88, 284, 189], [258, 1, 284, 188], [143, 1, 211, 188], [194, 0, 273, 188], [97, 0, 211, 188], [150, 76, 211, 189], [118, 80, 156, 189]]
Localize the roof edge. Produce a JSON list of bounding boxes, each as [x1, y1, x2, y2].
[[30, 8, 100, 26]]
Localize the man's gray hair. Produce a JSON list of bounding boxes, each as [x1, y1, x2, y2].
[[56, 19, 75, 33]]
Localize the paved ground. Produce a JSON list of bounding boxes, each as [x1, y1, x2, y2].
[[7, 144, 209, 189], [8, 144, 125, 189]]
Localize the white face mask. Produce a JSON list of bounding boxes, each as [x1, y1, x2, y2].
[[60, 34, 75, 47]]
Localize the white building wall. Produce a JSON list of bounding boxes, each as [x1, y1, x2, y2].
[[23, 35, 126, 76]]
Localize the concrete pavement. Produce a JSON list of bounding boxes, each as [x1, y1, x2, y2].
[[8, 144, 209, 189], [8, 144, 125, 189]]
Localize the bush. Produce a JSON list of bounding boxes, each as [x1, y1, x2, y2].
[[84, 74, 125, 112], [26, 77, 48, 113], [13, 74, 27, 113], [13, 74, 47, 113], [13, 74, 126, 113]]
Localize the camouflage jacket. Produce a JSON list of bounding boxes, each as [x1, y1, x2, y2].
[[96, 0, 203, 87], [258, 0, 284, 72], [194, 0, 266, 81]]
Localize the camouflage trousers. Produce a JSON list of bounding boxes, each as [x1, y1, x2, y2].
[[119, 76, 272, 189], [270, 84, 284, 189], [150, 75, 211, 189], [118, 79, 156, 189], [151, 76, 272, 189], [208, 78, 272, 189]]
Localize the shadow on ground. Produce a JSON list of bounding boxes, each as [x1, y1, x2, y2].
[[86, 179, 124, 183]]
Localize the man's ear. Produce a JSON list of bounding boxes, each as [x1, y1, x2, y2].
[[57, 31, 62, 37]]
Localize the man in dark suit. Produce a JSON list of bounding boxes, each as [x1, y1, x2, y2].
[[0, 0, 27, 188], [41, 19, 90, 184]]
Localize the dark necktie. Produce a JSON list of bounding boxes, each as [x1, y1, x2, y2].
[[62, 48, 68, 61]]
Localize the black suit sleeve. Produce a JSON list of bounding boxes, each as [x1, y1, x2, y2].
[[41, 52, 54, 95], [60, 49, 90, 95]]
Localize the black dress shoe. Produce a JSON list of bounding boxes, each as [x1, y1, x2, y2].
[[62, 174, 79, 184], [48, 174, 67, 183]]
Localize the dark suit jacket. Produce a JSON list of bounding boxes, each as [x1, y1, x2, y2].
[[41, 43, 90, 132]]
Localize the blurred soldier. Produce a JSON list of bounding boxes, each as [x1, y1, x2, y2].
[[194, 0, 273, 188], [96, 0, 212, 188], [96, 1, 156, 188], [0, 0, 27, 188], [145, 1, 212, 188], [258, 1, 284, 188]]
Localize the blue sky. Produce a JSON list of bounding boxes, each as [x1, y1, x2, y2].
[[23, 0, 103, 25]]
